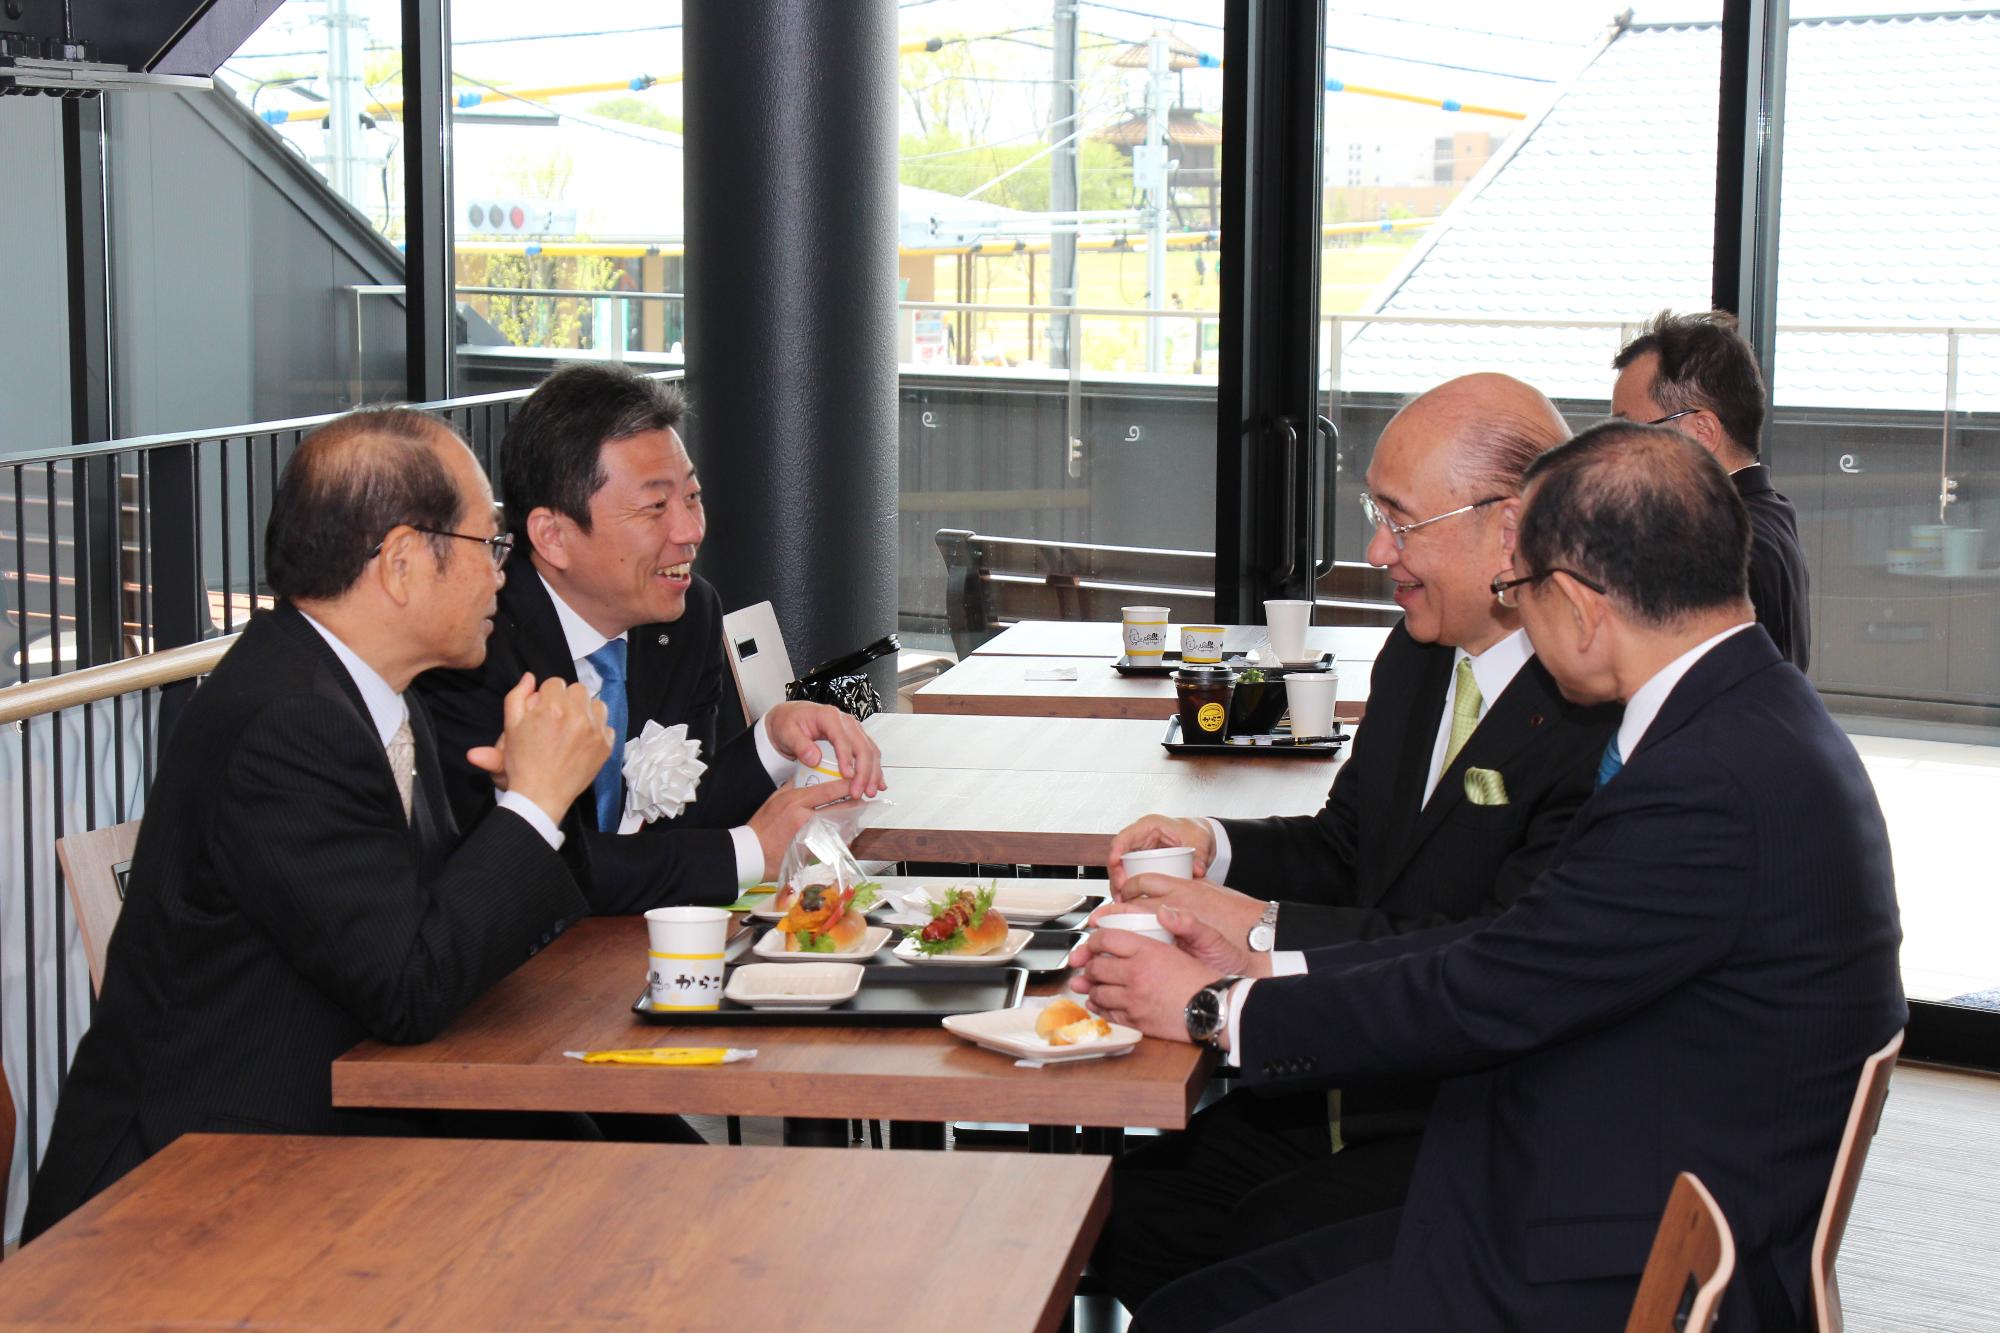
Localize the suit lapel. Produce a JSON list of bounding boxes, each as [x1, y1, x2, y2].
[[1360, 641, 1455, 904], [622, 620, 680, 744], [405, 699, 454, 862], [1379, 657, 1563, 893], [498, 557, 583, 687]]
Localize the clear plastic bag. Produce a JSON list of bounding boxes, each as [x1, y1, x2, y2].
[[776, 815, 882, 910]]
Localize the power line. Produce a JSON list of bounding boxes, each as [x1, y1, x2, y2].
[[1325, 7, 1589, 47]]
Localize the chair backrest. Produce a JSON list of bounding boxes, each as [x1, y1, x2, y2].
[[1625, 1172, 1736, 1333], [721, 601, 794, 724], [1810, 1028, 1905, 1333], [1, 1041, 14, 1252], [55, 819, 142, 997]]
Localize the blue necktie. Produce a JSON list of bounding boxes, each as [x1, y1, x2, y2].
[[1596, 737, 1624, 790], [585, 639, 629, 831]]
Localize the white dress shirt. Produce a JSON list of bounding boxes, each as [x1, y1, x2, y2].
[[300, 611, 562, 849], [541, 576, 790, 884], [1215, 627, 1534, 1057]]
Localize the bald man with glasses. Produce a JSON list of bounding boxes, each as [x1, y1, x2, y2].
[[1088, 374, 1623, 1312]]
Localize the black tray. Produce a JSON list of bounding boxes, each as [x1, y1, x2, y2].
[[1112, 650, 1249, 677], [742, 926, 1082, 975], [633, 966, 1027, 1026], [1161, 715, 1346, 757]]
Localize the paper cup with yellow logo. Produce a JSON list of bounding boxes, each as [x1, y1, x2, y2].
[[1173, 666, 1236, 745], [1181, 625, 1226, 664], [1122, 605, 1171, 660], [645, 906, 730, 1011], [791, 739, 845, 789]]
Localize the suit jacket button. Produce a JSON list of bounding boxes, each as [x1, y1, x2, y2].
[[540, 933, 553, 946], [527, 944, 539, 957]]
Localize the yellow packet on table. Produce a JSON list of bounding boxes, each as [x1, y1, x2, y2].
[[563, 1047, 757, 1067]]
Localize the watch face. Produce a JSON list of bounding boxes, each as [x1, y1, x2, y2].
[[1185, 985, 1223, 1042], [1248, 924, 1276, 952]]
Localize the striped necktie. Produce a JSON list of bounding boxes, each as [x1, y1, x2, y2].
[[1442, 657, 1482, 770], [1596, 737, 1625, 789], [386, 717, 416, 824], [585, 639, 629, 831]]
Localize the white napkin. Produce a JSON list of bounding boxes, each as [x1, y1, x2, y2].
[[618, 720, 707, 832]]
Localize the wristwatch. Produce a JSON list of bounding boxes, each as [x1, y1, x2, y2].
[[1247, 900, 1281, 953], [1184, 976, 1243, 1049]]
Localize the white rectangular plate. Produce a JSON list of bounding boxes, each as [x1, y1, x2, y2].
[[942, 1004, 1143, 1063], [896, 884, 1090, 927], [750, 924, 891, 962], [893, 927, 1033, 967], [723, 962, 864, 1010]]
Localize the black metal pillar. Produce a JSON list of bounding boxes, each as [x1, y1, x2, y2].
[[62, 96, 125, 669], [1711, 0, 1788, 376], [1214, 0, 1325, 619], [683, 0, 900, 675], [401, 0, 453, 402]]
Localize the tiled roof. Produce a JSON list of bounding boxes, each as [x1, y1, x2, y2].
[[1341, 13, 2000, 413]]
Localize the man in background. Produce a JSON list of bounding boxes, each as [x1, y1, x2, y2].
[[1613, 309, 1810, 669]]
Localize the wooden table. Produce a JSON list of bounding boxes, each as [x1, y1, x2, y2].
[[0, 1133, 1108, 1332], [333, 916, 1209, 1133], [971, 619, 1392, 661], [914, 653, 1370, 721], [851, 714, 1339, 865]]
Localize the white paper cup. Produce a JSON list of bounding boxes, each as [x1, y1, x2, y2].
[[1120, 845, 1196, 880], [1264, 599, 1313, 662], [1122, 605, 1171, 659], [1181, 625, 1226, 664], [1284, 671, 1340, 739], [1094, 911, 1174, 946], [792, 738, 844, 789], [645, 906, 731, 1011]]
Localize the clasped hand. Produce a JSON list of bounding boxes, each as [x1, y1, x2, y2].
[[1068, 904, 1258, 1045], [466, 673, 613, 822]]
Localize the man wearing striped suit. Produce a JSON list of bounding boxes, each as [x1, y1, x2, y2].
[[24, 408, 612, 1241]]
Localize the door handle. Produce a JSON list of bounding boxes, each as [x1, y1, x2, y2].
[[1312, 415, 1339, 579]]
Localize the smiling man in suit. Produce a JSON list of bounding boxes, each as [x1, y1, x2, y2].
[[418, 364, 884, 914], [1079, 423, 1903, 1330], [25, 408, 611, 1241], [1089, 374, 1621, 1310]]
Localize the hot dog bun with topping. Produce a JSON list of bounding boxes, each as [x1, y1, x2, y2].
[[908, 886, 1010, 956]]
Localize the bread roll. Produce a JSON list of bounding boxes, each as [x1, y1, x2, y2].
[[957, 906, 1010, 955], [1050, 1015, 1111, 1046], [1036, 1000, 1091, 1039]]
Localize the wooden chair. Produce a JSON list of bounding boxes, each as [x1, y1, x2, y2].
[[1625, 1172, 1735, 1333], [721, 601, 794, 725], [2, 1044, 14, 1253], [1810, 1029, 1904, 1333], [55, 819, 141, 997]]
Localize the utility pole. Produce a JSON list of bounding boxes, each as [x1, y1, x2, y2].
[[1049, 0, 1079, 370], [1142, 31, 1172, 372], [324, 0, 366, 205]]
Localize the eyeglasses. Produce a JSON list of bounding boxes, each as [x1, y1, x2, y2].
[[371, 526, 515, 568], [1490, 566, 1608, 608], [1648, 408, 1699, 427], [1359, 492, 1508, 550]]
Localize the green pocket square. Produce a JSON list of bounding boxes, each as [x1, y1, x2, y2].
[[1463, 767, 1510, 806]]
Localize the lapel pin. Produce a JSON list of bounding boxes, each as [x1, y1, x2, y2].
[[656, 634, 670, 646], [1528, 713, 1544, 727]]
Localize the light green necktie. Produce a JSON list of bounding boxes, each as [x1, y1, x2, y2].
[[1442, 657, 1482, 770]]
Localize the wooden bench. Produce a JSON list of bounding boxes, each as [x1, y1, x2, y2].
[[935, 528, 1399, 659]]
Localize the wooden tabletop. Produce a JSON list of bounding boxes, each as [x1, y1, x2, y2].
[[971, 619, 1392, 661], [334, 916, 1210, 1130], [0, 1133, 1108, 1332], [851, 714, 1339, 865], [913, 653, 1371, 721]]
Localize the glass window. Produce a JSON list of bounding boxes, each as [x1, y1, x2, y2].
[[1318, 1, 1723, 611], [447, 2, 689, 389], [896, 3, 1226, 652], [1769, 4, 2000, 1008]]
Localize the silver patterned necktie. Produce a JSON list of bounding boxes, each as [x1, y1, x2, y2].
[[387, 717, 416, 824]]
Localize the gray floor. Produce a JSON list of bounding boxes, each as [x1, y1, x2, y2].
[[693, 1062, 2000, 1330]]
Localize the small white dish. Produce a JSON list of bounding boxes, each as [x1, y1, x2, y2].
[[723, 962, 863, 1010], [942, 1004, 1143, 1063], [751, 924, 892, 962], [899, 884, 1088, 926], [893, 927, 1033, 967]]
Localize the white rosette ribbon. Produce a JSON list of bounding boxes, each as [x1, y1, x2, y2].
[[620, 720, 707, 829]]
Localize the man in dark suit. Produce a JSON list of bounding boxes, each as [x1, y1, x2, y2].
[[1614, 308, 1811, 670], [25, 408, 613, 1240], [1076, 422, 1904, 1331], [418, 364, 883, 914], [1091, 374, 1619, 1307]]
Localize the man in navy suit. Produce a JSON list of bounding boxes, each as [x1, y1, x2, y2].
[[1074, 421, 1904, 1330], [419, 364, 884, 913]]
